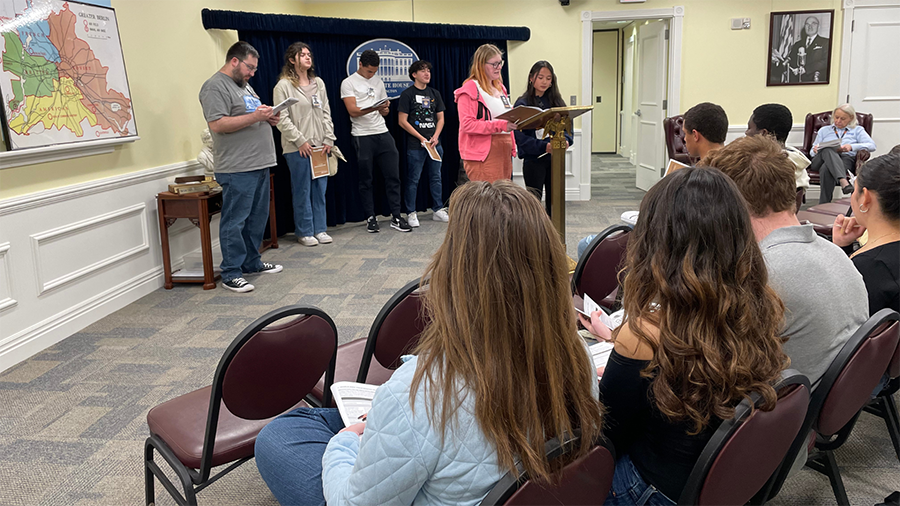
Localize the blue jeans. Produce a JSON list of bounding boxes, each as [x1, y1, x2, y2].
[[606, 455, 677, 506], [285, 151, 328, 237], [215, 169, 270, 282], [577, 234, 597, 259], [255, 407, 344, 506], [405, 145, 444, 213]]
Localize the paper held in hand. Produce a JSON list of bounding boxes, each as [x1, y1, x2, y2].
[[330, 381, 379, 427], [574, 292, 621, 330], [664, 158, 689, 177], [818, 138, 842, 149], [372, 96, 400, 109], [422, 141, 442, 162], [271, 97, 300, 115], [311, 147, 329, 179]]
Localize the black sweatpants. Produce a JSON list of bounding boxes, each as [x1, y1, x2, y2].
[[354, 132, 401, 218], [523, 155, 552, 217]]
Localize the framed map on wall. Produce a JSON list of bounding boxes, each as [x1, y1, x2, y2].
[[0, 0, 137, 151]]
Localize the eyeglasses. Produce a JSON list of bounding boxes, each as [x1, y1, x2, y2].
[[238, 59, 258, 73], [486, 60, 504, 69]]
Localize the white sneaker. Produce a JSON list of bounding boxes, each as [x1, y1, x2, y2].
[[223, 277, 254, 293], [407, 212, 420, 227], [433, 208, 449, 222], [314, 232, 333, 244], [299, 236, 318, 247]]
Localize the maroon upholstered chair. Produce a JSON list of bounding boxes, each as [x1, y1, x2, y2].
[[796, 197, 853, 237], [144, 305, 338, 506], [664, 114, 693, 166], [572, 224, 633, 311], [800, 111, 874, 185], [755, 309, 900, 506], [480, 435, 615, 506], [679, 370, 810, 506], [308, 278, 427, 406], [863, 333, 900, 461]]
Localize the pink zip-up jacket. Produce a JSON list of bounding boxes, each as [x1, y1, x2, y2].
[[454, 79, 516, 161]]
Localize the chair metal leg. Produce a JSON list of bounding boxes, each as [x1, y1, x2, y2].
[[883, 395, 900, 462], [145, 435, 198, 506], [145, 438, 155, 506], [807, 450, 850, 506]]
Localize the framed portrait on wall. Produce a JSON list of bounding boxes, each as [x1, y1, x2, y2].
[[767, 10, 834, 86]]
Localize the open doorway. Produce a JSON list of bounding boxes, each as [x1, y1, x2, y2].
[[581, 7, 684, 194]]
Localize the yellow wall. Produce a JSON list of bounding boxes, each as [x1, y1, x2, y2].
[[1, 0, 845, 199], [0, 0, 306, 199]]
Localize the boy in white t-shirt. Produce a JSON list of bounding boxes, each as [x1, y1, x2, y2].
[[340, 50, 410, 233]]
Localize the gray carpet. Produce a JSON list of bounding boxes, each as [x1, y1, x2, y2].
[[0, 155, 896, 506]]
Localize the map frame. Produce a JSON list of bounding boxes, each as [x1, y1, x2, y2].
[[0, 0, 138, 152]]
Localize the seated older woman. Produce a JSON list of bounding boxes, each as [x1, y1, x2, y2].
[[810, 103, 876, 203]]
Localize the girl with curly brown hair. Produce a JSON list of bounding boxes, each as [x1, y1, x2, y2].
[[594, 166, 790, 505]]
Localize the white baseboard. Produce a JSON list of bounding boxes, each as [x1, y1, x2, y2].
[[0, 160, 213, 373]]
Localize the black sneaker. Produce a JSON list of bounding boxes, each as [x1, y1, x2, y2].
[[391, 216, 412, 232], [222, 277, 254, 293], [367, 216, 380, 233], [257, 262, 283, 274]]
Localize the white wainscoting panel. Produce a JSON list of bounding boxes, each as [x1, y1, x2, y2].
[[0, 242, 15, 312], [0, 160, 216, 372], [31, 204, 149, 295]]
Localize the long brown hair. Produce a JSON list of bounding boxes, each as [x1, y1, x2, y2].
[[411, 180, 603, 482], [279, 42, 315, 87], [619, 167, 788, 433], [464, 44, 504, 94]]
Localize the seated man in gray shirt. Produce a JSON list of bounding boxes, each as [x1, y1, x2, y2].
[[701, 135, 868, 385]]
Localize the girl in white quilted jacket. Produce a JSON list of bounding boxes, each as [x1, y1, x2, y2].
[[255, 180, 604, 505]]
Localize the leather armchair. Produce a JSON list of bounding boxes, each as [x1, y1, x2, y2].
[[664, 115, 693, 166], [801, 111, 874, 185]]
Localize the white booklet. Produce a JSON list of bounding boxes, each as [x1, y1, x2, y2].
[[271, 96, 300, 114], [574, 292, 621, 330], [330, 381, 379, 427], [818, 138, 842, 149]]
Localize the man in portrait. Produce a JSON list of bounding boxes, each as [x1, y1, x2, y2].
[[789, 16, 830, 83]]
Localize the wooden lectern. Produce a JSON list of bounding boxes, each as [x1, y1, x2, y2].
[[509, 105, 593, 244]]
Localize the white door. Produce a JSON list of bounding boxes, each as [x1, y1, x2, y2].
[[634, 21, 668, 191], [847, 6, 900, 154]]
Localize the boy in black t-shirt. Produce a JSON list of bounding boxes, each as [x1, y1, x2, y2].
[[398, 60, 448, 227]]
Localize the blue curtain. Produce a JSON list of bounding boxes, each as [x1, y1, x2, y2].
[[202, 9, 530, 231]]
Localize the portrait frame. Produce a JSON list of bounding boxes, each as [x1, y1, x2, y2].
[[767, 10, 834, 87]]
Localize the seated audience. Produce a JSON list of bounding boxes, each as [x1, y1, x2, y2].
[[745, 103, 810, 191], [584, 166, 788, 505], [682, 102, 728, 161], [810, 103, 877, 203], [254, 180, 603, 506], [576, 102, 728, 258], [701, 136, 869, 383], [832, 152, 900, 314]]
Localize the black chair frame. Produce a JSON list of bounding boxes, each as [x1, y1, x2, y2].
[[480, 432, 615, 506], [571, 224, 633, 304], [680, 370, 810, 505], [863, 375, 900, 462], [144, 305, 338, 506], [755, 309, 900, 505], [356, 277, 423, 382]]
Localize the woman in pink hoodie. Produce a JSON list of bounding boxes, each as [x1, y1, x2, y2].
[[454, 44, 517, 182]]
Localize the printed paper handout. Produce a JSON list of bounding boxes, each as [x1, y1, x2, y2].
[[330, 381, 379, 427]]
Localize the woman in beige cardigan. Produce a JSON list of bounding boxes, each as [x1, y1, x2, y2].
[[274, 42, 337, 246]]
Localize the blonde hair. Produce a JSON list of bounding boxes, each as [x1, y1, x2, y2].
[[833, 103, 859, 128], [410, 180, 604, 483], [465, 44, 504, 94]]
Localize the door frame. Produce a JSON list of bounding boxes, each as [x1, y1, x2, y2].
[[580, 7, 684, 200], [592, 29, 621, 154]]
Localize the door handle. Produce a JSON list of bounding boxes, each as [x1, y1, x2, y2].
[[635, 109, 642, 117]]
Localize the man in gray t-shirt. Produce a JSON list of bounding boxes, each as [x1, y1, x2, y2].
[[199, 41, 282, 293], [706, 135, 869, 385]]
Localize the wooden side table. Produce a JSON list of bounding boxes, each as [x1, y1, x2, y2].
[[157, 191, 222, 290], [261, 172, 279, 252]]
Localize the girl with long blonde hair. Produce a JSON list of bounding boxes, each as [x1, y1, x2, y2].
[[255, 180, 604, 505], [454, 44, 518, 182]]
